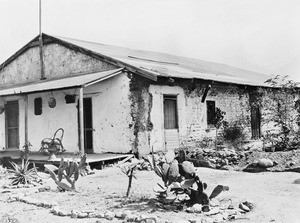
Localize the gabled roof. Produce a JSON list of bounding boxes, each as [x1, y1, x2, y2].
[[0, 33, 271, 87]]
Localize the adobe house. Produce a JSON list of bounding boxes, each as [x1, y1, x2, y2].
[[0, 33, 295, 158]]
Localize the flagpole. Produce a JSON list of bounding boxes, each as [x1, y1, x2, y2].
[[39, 0, 45, 80]]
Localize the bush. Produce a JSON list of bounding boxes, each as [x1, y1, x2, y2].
[[222, 122, 246, 148]]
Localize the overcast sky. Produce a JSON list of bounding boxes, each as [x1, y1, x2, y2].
[[0, 0, 299, 81]]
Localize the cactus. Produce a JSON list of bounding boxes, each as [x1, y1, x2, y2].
[[149, 148, 229, 209], [46, 154, 87, 191]]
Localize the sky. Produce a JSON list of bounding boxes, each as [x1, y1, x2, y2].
[[0, 0, 299, 81]]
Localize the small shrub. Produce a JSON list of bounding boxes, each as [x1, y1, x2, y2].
[[222, 122, 246, 149], [120, 160, 141, 197]]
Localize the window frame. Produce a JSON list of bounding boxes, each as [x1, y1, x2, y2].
[[163, 95, 179, 129]]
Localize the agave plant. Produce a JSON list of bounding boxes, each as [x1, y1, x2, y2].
[[8, 159, 37, 185]]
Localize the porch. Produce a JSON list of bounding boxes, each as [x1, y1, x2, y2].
[[0, 150, 133, 167]]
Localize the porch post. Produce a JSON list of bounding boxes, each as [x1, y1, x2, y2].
[[79, 87, 84, 155], [24, 95, 28, 145]]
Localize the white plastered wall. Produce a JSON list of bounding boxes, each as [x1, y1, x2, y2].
[[84, 72, 133, 153], [27, 90, 79, 152], [0, 72, 133, 154]]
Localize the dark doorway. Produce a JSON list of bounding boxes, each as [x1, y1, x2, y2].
[[5, 100, 19, 149], [251, 105, 261, 139], [249, 89, 262, 139], [78, 98, 94, 154], [83, 98, 94, 154]]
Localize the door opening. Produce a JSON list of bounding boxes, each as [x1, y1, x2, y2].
[[78, 98, 94, 154], [251, 105, 261, 139], [5, 100, 19, 149], [163, 95, 179, 150]]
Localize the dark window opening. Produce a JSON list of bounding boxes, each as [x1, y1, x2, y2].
[[164, 95, 178, 129], [34, 97, 42, 115], [206, 100, 216, 125]]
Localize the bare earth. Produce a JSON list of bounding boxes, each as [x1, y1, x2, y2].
[[0, 166, 299, 223]]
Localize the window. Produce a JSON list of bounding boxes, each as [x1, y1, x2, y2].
[[206, 100, 215, 125], [34, 97, 42, 115], [164, 95, 178, 129]]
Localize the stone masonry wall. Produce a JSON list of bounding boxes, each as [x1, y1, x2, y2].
[[183, 83, 251, 146], [130, 77, 252, 154]]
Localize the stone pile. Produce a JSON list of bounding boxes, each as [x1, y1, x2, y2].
[[8, 190, 254, 223], [184, 148, 248, 169]]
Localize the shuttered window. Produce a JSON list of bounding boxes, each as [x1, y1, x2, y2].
[[206, 100, 216, 125], [164, 96, 178, 129]]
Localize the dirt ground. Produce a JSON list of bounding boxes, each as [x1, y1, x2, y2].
[[1, 165, 300, 223]]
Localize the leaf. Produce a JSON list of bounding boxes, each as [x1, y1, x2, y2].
[[44, 164, 58, 173], [161, 163, 170, 184], [209, 185, 229, 200], [47, 169, 57, 182], [170, 182, 181, 189], [154, 164, 163, 178], [56, 181, 73, 191], [165, 150, 175, 164], [181, 179, 196, 189], [181, 161, 196, 178], [168, 160, 179, 183], [145, 155, 154, 169]]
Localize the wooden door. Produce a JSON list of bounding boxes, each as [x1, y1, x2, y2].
[[5, 101, 19, 149], [164, 96, 179, 150], [83, 98, 94, 154]]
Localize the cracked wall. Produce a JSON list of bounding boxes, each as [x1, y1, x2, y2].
[[0, 43, 116, 86]]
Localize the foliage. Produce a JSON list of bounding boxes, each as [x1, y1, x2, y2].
[[148, 148, 229, 211], [213, 107, 226, 149], [0, 165, 7, 179], [196, 137, 214, 149], [120, 160, 141, 197], [46, 154, 87, 191], [222, 119, 247, 149], [8, 159, 37, 185], [263, 75, 300, 151], [20, 142, 32, 160], [213, 107, 226, 129]]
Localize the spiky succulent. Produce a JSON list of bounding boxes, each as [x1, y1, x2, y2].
[[8, 159, 37, 185]]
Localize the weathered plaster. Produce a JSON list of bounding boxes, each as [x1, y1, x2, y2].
[[137, 80, 251, 152], [0, 43, 116, 86], [84, 72, 133, 154], [43, 44, 117, 79]]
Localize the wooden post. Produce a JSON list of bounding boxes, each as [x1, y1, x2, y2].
[[79, 87, 84, 155], [24, 95, 29, 145]]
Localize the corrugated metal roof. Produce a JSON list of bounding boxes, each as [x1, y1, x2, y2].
[[55, 36, 271, 87], [0, 68, 123, 96]]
